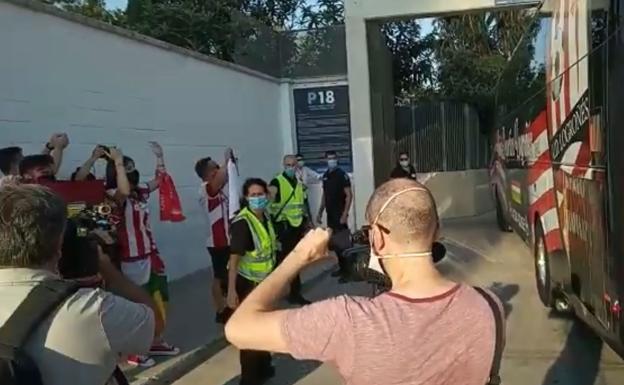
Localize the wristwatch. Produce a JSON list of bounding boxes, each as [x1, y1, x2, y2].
[[45, 142, 54, 151]]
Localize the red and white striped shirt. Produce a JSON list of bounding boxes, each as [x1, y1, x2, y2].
[[107, 183, 156, 285], [198, 182, 229, 248]]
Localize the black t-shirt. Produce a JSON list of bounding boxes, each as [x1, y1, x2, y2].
[[230, 213, 272, 255], [390, 165, 417, 180], [322, 167, 351, 228], [270, 173, 298, 203]]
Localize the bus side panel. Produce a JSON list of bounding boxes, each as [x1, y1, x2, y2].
[[606, 0, 624, 344]]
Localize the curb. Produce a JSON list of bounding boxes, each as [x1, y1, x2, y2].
[[130, 263, 334, 385]]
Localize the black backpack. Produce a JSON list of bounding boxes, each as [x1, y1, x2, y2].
[[0, 280, 79, 385]]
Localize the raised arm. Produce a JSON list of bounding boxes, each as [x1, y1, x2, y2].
[[108, 148, 131, 203], [43, 133, 69, 175], [146, 142, 165, 193], [74, 145, 106, 181], [208, 147, 233, 195]]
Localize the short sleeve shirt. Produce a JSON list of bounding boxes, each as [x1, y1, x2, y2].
[[321, 168, 351, 228], [0, 269, 155, 385], [281, 284, 502, 385]]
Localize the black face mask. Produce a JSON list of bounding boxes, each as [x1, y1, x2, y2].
[[127, 170, 140, 186]]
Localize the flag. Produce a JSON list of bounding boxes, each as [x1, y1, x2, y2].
[[227, 157, 240, 219], [158, 170, 186, 222]]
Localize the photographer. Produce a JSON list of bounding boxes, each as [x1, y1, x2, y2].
[[226, 178, 504, 385], [0, 184, 159, 385]]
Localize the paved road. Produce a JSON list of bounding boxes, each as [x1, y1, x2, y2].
[[173, 214, 624, 385]]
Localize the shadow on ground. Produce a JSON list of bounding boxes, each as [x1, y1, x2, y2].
[[123, 268, 220, 382], [488, 282, 520, 318], [540, 320, 604, 385], [221, 356, 321, 385]]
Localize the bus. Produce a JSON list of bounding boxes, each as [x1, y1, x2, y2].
[[490, 0, 624, 356]]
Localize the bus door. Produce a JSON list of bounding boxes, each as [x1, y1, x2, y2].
[[549, 0, 611, 328]]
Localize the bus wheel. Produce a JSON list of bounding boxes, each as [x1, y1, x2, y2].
[[534, 222, 554, 308], [495, 191, 512, 232]]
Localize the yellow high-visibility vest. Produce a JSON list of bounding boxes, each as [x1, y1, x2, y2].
[[269, 174, 305, 227], [234, 207, 277, 283]]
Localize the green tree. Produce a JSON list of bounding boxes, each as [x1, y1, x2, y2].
[[432, 10, 535, 128], [382, 20, 435, 103]]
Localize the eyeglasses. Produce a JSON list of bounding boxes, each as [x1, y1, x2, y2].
[[399, 158, 409, 161]]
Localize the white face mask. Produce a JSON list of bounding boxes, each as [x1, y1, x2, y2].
[[367, 187, 434, 275], [399, 160, 410, 168]]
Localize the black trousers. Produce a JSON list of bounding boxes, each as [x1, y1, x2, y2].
[[328, 223, 351, 275], [236, 275, 272, 384], [275, 222, 304, 297]]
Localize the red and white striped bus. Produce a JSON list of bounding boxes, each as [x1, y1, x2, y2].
[[490, 0, 624, 356]]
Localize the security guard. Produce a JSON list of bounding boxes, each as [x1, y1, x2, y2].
[[227, 178, 277, 385], [269, 155, 310, 305]]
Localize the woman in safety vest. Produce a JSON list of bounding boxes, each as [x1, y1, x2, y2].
[[227, 177, 277, 385]]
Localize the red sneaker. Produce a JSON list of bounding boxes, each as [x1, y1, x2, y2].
[[127, 354, 155, 367], [149, 341, 180, 356]]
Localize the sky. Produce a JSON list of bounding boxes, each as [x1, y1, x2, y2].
[[105, 0, 126, 10]]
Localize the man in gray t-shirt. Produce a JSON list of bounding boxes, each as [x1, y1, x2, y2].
[[225, 178, 504, 385], [0, 184, 160, 385]]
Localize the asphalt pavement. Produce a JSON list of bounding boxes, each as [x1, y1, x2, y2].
[[149, 213, 624, 385]]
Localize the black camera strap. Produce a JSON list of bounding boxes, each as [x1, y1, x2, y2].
[[0, 280, 79, 348], [473, 287, 504, 385]]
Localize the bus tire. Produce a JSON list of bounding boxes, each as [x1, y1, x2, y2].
[[534, 222, 554, 308], [495, 190, 512, 232]]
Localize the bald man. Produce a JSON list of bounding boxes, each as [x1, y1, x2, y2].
[[226, 178, 504, 385]]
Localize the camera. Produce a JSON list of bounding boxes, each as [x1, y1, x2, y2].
[[342, 227, 448, 292], [59, 203, 118, 281]]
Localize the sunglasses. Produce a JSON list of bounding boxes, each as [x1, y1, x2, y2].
[[400, 158, 409, 161]]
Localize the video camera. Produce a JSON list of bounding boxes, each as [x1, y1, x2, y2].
[[38, 180, 119, 281], [342, 227, 448, 292]]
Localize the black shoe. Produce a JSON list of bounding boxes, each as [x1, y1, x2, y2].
[[338, 276, 349, 284], [331, 270, 342, 277], [288, 295, 311, 306]]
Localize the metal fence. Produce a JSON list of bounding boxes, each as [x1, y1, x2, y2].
[[232, 24, 347, 78], [394, 101, 490, 172]]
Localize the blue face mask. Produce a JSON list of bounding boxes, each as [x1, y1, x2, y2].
[[248, 195, 269, 210], [284, 166, 296, 178], [327, 159, 338, 169]]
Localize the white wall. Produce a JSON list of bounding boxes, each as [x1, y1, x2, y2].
[[0, 0, 285, 279]]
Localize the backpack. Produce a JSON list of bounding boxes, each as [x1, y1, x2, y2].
[[0, 280, 79, 385], [474, 287, 505, 385]]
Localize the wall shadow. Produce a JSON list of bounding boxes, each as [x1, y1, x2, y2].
[[541, 321, 603, 385]]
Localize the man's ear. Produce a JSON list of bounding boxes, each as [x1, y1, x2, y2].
[[371, 225, 386, 253]]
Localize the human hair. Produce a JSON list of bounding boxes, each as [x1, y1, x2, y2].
[[194, 157, 213, 179], [105, 156, 133, 189], [0, 146, 22, 175], [399, 151, 409, 158], [0, 184, 67, 268], [365, 178, 438, 246], [325, 150, 337, 158], [239, 178, 268, 208], [19, 154, 54, 176]]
